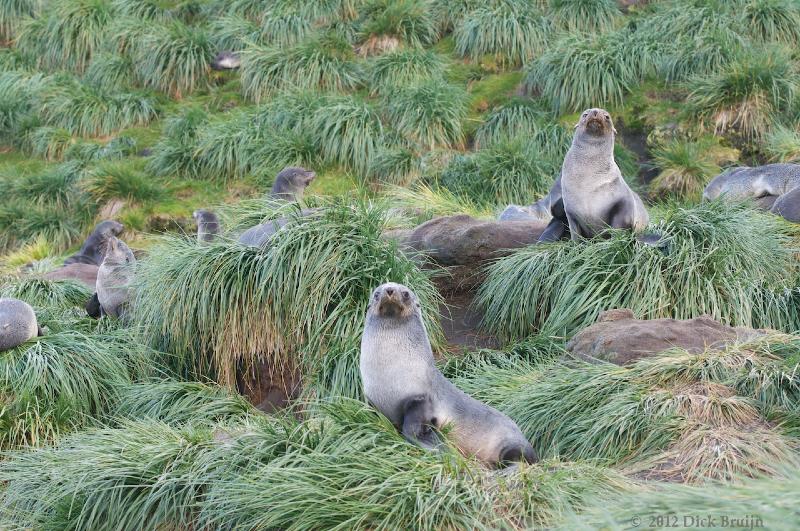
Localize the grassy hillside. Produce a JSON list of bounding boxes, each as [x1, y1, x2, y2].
[[1, 0, 800, 529]]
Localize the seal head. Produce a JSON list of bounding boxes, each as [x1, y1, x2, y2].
[[270, 166, 317, 202], [368, 282, 419, 320]]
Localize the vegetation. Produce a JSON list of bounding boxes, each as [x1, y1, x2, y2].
[[649, 137, 739, 200]]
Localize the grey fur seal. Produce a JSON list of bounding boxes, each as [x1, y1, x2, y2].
[[498, 181, 559, 222], [211, 51, 241, 71], [269, 166, 316, 202], [193, 209, 221, 242], [772, 186, 800, 223], [237, 167, 317, 247], [0, 298, 41, 352], [703, 164, 800, 207], [96, 237, 136, 319], [360, 282, 537, 466], [64, 220, 124, 266], [560, 109, 649, 240]]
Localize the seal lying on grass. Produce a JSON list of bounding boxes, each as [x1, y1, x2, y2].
[[772, 186, 800, 223], [64, 220, 124, 266], [0, 298, 41, 352], [360, 282, 537, 466], [704, 164, 800, 207], [193, 209, 221, 242]]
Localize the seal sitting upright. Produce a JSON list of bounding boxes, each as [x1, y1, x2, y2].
[[96, 237, 136, 319], [360, 282, 537, 466], [560, 108, 649, 240]]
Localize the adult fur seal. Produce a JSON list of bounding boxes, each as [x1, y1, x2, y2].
[[559, 108, 649, 240], [96, 237, 136, 318], [270, 166, 316, 202], [772, 186, 800, 223], [703, 164, 800, 207], [360, 282, 537, 466], [0, 298, 41, 352], [193, 209, 221, 242], [64, 220, 124, 266]]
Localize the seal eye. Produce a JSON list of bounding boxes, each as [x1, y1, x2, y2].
[[402, 291, 410, 300], [374, 292, 380, 300], [582, 113, 587, 118]]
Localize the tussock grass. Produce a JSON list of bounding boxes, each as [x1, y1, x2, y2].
[[359, 0, 439, 49], [548, 0, 620, 33], [259, 10, 315, 47], [0, 327, 155, 448], [386, 182, 492, 220], [0, 398, 632, 530], [369, 145, 421, 185], [439, 138, 557, 206], [687, 47, 800, 139], [0, 70, 50, 145], [0, 0, 39, 40], [27, 126, 74, 161], [454, 0, 550, 67], [240, 32, 362, 102], [368, 48, 445, 94], [133, 21, 213, 98], [18, 0, 112, 73], [312, 95, 385, 175], [649, 137, 739, 200], [82, 161, 164, 204], [40, 81, 158, 137], [147, 106, 208, 178], [112, 0, 175, 22], [0, 276, 91, 309], [84, 52, 135, 90], [133, 200, 443, 398], [523, 29, 655, 113], [741, 0, 800, 45], [384, 78, 467, 149], [478, 201, 800, 342], [191, 108, 262, 181], [764, 124, 800, 162], [112, 379, 257, 425], [209, 14, 260, 50]]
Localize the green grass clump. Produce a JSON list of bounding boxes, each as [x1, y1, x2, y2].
[[40, 81, 158, 137], [687, 47, 800, 139], [523, 29, 653, 113], [479, 201, 800, 342], [741, 0, 800, 45], [764, 124, 800, 162], [368, 48, 445, 94], [133, 20, 213, 98], [547, 0, 620, 33], [649, 137, 739, 200], [190, 108, 262, 181], [359, 0, 439, 49], [83, 52, 135, 90], [240, 32, 363, 102], [368, 145, 422, 185], [439, 138, 557, 206], [0, 327, 154, 448], [0, 276, 91, 309], [0, 0, 39, 40], [312, 95, 385, 175], [133, 200, 443, 398], [112, 379, 257, 425], [111, 0, 176, 22], [18, 0, 113, 73], [384, 78, 467, 149], [82, 161, 165, 204], [0, 70, 51, 146], [26, 126, 74, 161], [147, 106, 208, 178], [454, 0, 550, 67]]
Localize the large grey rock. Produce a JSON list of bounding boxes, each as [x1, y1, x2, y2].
[[406, 215, 548, 266], [43, 263, 99, 289], [567, 309, 765, 365]]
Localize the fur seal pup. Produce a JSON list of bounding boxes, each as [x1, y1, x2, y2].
[[772, 187, 800, 223], [193, 209, 221, 242], [269, 166, 316, 202], [211, 51, 241, 71], [360, 282, 537, 466], [64, 220, 124, 266], [560, 109, 649, 240], [96, 237, 136, 319], [0, 298, 41, 352]]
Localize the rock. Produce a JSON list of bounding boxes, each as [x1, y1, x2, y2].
[[43, 263, 99, 290], [406, 215, 548, 267], [567, 309, 765, 365]]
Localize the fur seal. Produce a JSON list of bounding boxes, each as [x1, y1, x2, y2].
[[360, 282, 537, 466], [771, 186, 800, 223], [193, 209, 221, 242], [269, 166, 316, 202], [703, 164, 800, 207], [498, 180, 559, 222], [559, 109, 649, 240], [64, 220, 124, 266], [211, 51, 241, 71], [0, 298, 41, 352], [96, 237, 136, 319]]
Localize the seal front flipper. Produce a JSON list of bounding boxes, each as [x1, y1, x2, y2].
[[499, 443, 538, 466], [401, 395, 442, 450], [537, 197, 570, 243], [86, 292, 102, 319]]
